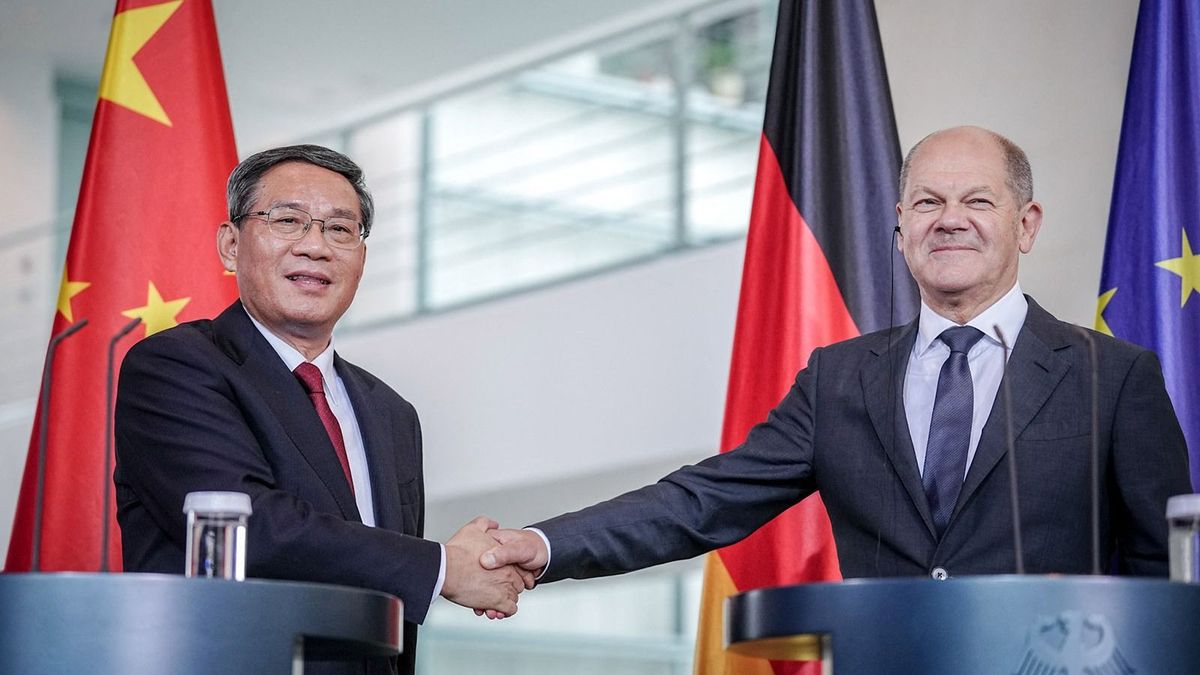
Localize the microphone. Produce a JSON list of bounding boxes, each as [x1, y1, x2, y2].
[[993, 325, 1024, 574], [876, 223, 903, 575], [32, 319, 89, 572], [100, 317, 142, 572], [1071, 325, 1101, 575]]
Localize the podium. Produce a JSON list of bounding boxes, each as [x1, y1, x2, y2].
[[0, 573, 402, 674], [726, 576, 1200, 674]]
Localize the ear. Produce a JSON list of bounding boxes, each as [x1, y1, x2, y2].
[[217, 221, 238, 272], [895, 202, 905, 252], [1017, 201, 1043, 254]]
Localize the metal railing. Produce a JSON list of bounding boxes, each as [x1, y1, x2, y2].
[[311, 0, 777, 330]]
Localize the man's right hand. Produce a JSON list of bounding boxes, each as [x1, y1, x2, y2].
[[480, 527, 549, 576], [440, 516, 531, 617]]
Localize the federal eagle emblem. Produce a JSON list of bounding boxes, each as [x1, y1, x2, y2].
[[1012, 611, 1134, 675]]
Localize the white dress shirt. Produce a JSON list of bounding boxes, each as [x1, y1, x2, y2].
[[247, 312, 377, 526], [904, 283, 1028, 478], [247, 311, 448, 603]]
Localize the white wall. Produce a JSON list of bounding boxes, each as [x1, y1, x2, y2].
[[347, 242, 743, 513], [0, 0, 1143, 550], [879, 0, 1139, 327], [0, 55, 60, 555]]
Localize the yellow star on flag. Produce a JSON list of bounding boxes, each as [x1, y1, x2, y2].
[[1095, 287, 1117, 336], [56, 270, 91, 323], [98, 0, 183, 127], [1154, 229, 1200, 307], [122, 281, 190, 336]]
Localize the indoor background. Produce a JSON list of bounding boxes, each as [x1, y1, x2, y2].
[[0, 1, 1140, 672]]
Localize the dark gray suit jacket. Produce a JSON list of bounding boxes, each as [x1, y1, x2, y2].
[[534, 298, 1191, 582], [115, 301, 439, 675]]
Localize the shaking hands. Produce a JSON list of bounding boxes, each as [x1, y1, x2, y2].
[[438, 516, 550, 619]]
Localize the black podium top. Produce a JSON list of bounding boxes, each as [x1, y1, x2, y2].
[[727, 575, 1200, 674], [0, 572, 402, 674]]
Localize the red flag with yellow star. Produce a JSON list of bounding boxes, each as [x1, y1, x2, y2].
[[5, 0, 237, 572]]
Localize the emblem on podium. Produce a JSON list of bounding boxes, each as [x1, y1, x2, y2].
[[1013, 611, 1134, 675]]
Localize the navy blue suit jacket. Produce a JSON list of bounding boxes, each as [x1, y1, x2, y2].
[[534, 298, 1191, 582], [115, 301, 439, 675]]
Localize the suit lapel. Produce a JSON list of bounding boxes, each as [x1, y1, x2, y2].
[[338, 356, 403, 531], [861, 321, 938, 538], [212, 302, 362, 521], [955, 299, 1071, 515]]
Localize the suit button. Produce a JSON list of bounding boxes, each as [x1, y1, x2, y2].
[[930, 567, 949, 580]]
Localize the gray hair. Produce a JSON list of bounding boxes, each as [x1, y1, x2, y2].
[[226, 144, 374, 236], [898, 128, 1033, 206]]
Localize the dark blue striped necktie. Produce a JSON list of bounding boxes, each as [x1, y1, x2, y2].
[[923, 325, 985, 537]]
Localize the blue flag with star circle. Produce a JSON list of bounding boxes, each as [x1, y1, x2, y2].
[[1098, 0, 1200, 489]]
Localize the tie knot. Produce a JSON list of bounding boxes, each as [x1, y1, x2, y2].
[[294, 362, 325, 395], [939, 325, 985, 354]]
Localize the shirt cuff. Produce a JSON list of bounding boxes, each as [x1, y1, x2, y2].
[[430, 543, 447, 608], [525, 527, 551, 580]]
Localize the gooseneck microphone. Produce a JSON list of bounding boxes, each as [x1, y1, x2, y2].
[[32, 319, 89, 572], [876, 224, 903, 575], [1071, 325, 1102, 575], [994, 325, 1025, 574], [100, 317, 142, 572]]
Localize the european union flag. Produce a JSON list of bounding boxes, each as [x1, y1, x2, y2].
[[1098, 0, 1200, 490]]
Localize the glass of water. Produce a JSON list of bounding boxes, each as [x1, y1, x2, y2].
[[183, 491, 252, 581], [1167, 494, 1200, 583]]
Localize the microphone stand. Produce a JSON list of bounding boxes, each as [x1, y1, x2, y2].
[[994, 325, 1024, 574], [32, 319, 89, 572], [100, 318, 142, 572], [1071, 325, 1102, 575]]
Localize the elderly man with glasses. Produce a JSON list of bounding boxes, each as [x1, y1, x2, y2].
[[114, 145, 529, 675]]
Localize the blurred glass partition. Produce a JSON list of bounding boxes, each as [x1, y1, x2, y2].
[[331, 0, 776, 329], [416, 564, 703, 675], [686, 4, 775, 242], [345, 113, 423, 323], [426, 31, 680, 308]]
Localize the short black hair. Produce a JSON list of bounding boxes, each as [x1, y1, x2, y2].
[[227, 144, 374, 236]]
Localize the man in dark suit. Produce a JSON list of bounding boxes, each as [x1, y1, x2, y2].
[[476, 126, 1191, 589], [114, 145, 529, 675]]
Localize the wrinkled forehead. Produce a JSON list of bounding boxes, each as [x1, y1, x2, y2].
[[255, 161, 361, 214], [906, 132, 1008, 195]]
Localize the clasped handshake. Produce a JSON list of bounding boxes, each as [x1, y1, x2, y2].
[[438, 516, 549, 619]]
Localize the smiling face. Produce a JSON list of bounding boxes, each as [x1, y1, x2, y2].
[[217, 161, 366, 357], [896, 127, 1042, 322]]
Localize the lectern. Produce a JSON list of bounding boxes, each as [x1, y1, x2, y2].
[[0, 573, 402, 674], [726, 576, 1200, 674]]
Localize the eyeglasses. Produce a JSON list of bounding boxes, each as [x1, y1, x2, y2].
[[234, 206, 368, 250]]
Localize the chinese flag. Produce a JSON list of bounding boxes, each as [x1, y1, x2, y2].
[[692, 1, 917, 674], [5, 0, 237, 572]]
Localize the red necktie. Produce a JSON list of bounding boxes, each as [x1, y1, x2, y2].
[[294, 362, 355, 495]]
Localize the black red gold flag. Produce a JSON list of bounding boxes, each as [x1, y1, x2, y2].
[[693, 2, 917, 673]]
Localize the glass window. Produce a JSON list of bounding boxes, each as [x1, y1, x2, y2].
[[417, 563, 704, 675]]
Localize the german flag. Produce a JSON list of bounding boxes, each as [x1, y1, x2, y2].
[[692, 2, 918, 673]]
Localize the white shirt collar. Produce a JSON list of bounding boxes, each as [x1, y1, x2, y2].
[[914, 282, 1028, 355], [244, 307, 338, 382]]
